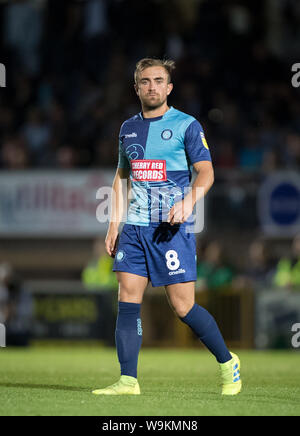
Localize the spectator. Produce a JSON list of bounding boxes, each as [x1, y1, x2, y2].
[[55, 145, 78, 169], [82, 0, 110, 81], [196, 241, 236, 291], [4, 0, 43, 77], [0, 263, 33, 346], [82, 238, 118, 291], [21, 107, 50, 164], [215, 140, 237, 169], [273, 234, 300, 289], [0, 136, 30, 169], [235, 240, 274, 289], [0, 107, 15, 137], [261, 149, 283, 173], [283, 132, 300, 168], [239, 128, 265, 171]]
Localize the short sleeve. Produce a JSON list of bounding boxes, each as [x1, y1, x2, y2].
[[117, 135, 130, 169], [184, 120, 212, 164]]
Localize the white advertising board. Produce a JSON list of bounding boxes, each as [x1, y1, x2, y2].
[[0, 170, 114, 237]]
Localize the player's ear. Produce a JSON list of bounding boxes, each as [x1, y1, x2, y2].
[[134, 83, 139, 96], [167, 82, 173, 96]]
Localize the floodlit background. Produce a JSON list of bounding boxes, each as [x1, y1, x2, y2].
[[0, 0, 300, 352]]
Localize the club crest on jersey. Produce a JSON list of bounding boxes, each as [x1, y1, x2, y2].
[[161, 129, 173, 140]]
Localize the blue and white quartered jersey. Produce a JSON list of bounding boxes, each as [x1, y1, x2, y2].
[[118, 106, 211, 226]]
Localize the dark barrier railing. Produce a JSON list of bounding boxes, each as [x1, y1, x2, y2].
[[25, 281, 255, 349], [141, 286, 255, 349]]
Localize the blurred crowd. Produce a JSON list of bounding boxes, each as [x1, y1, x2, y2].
[[196, 233, 300, 292], [1, 232, 299, 347], [0, 0, 300, 171], [81, 233, 300, 292]]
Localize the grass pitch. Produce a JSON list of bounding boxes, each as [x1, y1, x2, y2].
[[0, 346, 299, 416]]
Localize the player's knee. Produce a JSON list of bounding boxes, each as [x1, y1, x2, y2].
[[171, 299, 194, 318], [118, 287, 143, 304]]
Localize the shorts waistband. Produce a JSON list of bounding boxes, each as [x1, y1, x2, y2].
[[125, 221, 193, 229]]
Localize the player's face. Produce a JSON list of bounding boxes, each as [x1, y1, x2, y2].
[[135, 66, 173, 109]]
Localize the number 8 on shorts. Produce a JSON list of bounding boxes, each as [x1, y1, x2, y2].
[[165, 250, 180, 271]]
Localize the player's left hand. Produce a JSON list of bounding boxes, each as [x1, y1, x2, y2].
[[167, 199, 194, 226]]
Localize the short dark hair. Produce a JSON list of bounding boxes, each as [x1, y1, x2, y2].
[[134, 58, 176, 84]]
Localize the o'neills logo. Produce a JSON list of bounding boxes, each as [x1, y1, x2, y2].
[[131, 160, 167, 182]]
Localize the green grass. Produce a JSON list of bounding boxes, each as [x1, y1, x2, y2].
[[0, 346, 299, 416]]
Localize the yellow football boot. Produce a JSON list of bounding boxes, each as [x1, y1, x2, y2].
[[220, 352, 242, 396], [92, 375, 140, 396]]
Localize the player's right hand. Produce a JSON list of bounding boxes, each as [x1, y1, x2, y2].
[[105, 228, 119, 258]]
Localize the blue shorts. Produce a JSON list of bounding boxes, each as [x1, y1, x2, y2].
[[113, 223, 197, 287]]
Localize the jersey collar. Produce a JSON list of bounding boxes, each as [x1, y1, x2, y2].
[[139, 106, 174, 121]]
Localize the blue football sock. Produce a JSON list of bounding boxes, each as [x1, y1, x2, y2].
[[180, 303, 232, 363], [115, 301, 143, 378]]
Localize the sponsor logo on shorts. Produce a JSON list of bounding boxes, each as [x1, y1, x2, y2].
[[168, 268, 186, 276], [125, 132, 137, 138], [116, 250, 125, 262], [131, 159, 167, 182]]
